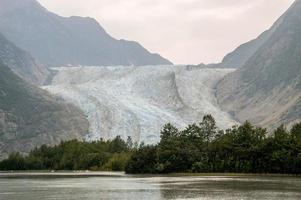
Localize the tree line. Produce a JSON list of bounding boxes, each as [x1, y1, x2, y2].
[[125, 115, 301, 174], [0, 115, 300, 174], [0, 136, 133, 171]]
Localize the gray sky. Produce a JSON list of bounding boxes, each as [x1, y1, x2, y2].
[[37, 0, 294, 64]]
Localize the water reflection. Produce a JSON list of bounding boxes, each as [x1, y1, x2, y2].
[[0, 174, 300, 200], [158, 176, 301, 200]]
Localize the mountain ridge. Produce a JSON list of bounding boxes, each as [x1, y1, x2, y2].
[[217, 0, 301, 128], [0, 61, 89, 159], [200, 2, 296, 69], [0, 0, 172, 67], [0, 33, 49, 85]]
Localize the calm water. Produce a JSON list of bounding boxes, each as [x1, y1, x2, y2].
[[0, 172, 300, 200]]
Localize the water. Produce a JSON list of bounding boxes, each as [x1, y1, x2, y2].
[[0, 173, 300, 200]]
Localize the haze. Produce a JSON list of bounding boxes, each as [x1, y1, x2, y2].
[[37, 0, 294, 64]]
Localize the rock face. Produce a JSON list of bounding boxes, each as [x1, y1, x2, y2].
[[0, 62, 89, 159], [0, 33, 49, 85], [217, 0, 301, 129], [43, 66, 237, 144], [0, 0, 172, 67]]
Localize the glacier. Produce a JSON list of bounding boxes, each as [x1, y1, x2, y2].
[[42, 65, 237, 143]]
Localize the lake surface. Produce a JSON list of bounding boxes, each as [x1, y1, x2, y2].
[[0, 172, 300, 200]]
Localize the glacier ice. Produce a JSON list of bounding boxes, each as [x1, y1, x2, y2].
[[42, 65, 237, 143]]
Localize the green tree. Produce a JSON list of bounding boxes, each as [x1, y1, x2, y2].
[[200, 115, 218, 145], [125, 145, 158, 174], [160, 123, 179, 142]]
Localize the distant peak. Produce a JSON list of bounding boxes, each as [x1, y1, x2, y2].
[[68, 16, 99, 24], [1, 0, 39, 7], [0, 0, 45, 13]]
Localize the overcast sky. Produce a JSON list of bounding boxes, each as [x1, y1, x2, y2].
[[37, 0, 294, 64]]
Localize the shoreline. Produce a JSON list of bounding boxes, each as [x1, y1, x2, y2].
[[0, 171, 125, 178], [0, 171, 299, 178]]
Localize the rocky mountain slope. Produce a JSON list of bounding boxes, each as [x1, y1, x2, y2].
[[0, 33, 49, 85], [0, 0, 171, 67], [0, 62, 89, 159], [43, 66, 237, 143], [214, 7, 288, 69], [218, 30, 272, 69], [217, 0, 301, 128]]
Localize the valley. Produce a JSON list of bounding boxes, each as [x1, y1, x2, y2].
[[0, 1, 301, 199], [43, 65, 237, 143]]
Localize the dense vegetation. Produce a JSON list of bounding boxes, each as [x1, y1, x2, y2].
[[0, 136, 133, 171], [1, 115, 300, 174], [125, 115, 301, 174]]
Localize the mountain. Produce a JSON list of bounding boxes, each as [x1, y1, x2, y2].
[[0, 61, 89, 159], [215, 9, 289, 69], [218, 30, 271, 68], [0, 33, 49, 85], [0, 0, 172, 67], [217, 0, 301, 129]]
